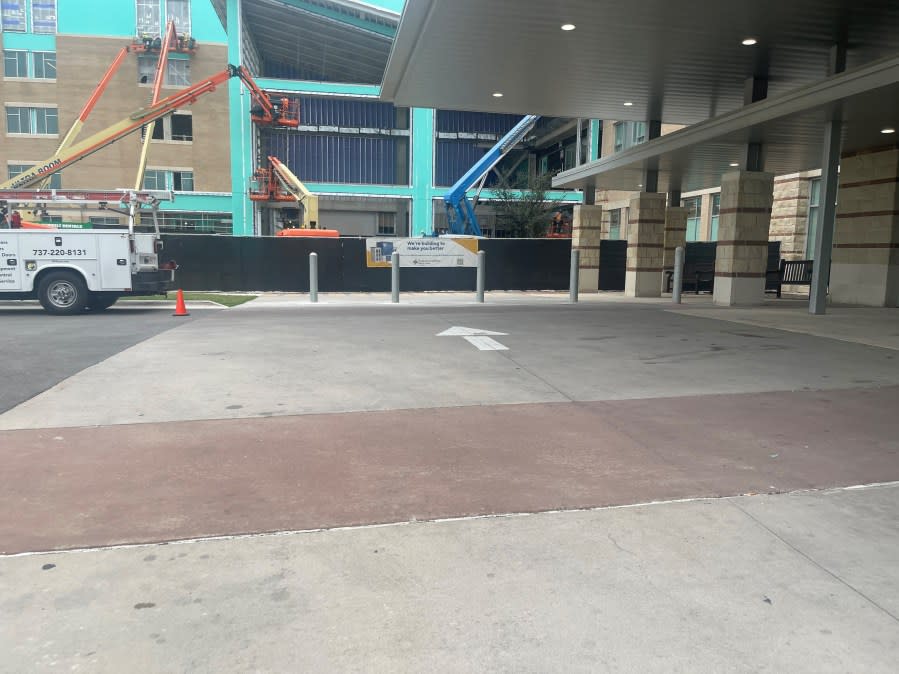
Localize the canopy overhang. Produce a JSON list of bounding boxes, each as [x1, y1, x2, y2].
[[554, 55, 899, 193], [382, 0, 899, 191]]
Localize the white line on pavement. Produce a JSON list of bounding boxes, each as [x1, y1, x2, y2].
[[463, 335, 509, 351]]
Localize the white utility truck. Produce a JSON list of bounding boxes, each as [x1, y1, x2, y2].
[[0, 190, 176, 314]]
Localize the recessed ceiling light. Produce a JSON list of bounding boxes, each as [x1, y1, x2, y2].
[[729, 162, 739, 167], [742, 38, 758, 46], [492, 92, 503, 98], [882, 127, 896, 134], [561, 23, 576, 31], [623, 101, 633, 107]]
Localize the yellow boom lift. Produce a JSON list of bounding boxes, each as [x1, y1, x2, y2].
[[249, 155, 321, 229]]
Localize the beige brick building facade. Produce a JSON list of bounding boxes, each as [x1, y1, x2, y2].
[[1, 33, 230, 223]]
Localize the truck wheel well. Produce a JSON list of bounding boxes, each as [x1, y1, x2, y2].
[[33, 266, 89, 291]]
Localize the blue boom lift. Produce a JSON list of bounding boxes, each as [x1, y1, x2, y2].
[[442, 114, 540, 236]]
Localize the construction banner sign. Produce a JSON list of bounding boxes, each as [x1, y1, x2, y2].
[[365, 237, 480, 268]]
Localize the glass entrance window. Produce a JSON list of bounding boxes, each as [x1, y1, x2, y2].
[[684, 196, 701, 241], [710, 193, 720, 241], [608, 208, 621, 239]]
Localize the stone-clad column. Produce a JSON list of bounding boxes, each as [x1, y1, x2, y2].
[[572, 205, 602, 292], [713, 171, 774, 306], [662, 207, 688, 292], [624, 193, 666, 297], [830, 145, 899, 307], [770, 175, 811, 260]]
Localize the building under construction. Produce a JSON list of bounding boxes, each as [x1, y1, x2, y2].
[[1, 0, 827, 259], [0, 0, 587, 237]]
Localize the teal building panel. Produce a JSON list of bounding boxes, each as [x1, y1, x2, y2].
[[57, 0, 224, 42], [58, 0, 135, 37], [254, 78, 380, 97], [369, 0, 404, 12], [410, 107, 434, 236], [159, 193, 232, 212], [1, 33, 56, 49], [192, 0, 227, 43]]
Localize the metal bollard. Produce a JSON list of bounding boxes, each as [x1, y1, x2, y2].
[[391, 251, 400, 303], [672, 245, 685, 304], [309, 252, 319, 303], [476, 250, 486, 303], [569, 248, 580, 303]]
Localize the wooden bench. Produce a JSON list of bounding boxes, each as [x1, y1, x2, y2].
[[768, 259, 814, 298]]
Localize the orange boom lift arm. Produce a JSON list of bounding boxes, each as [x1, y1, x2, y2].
[[1, 65, 298, 191]]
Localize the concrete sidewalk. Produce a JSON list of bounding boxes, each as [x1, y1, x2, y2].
[[2, 298, 897, 672], [2, 484, 897, 673], [672, 304, 899, 351]]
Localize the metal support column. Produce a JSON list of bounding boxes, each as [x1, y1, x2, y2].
[[809, 119, 842, 315], [810, 44, 846, 316]]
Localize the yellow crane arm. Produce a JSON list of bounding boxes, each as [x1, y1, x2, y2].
[[35, 46, 132, 189], [134, 19, 178, 191], [0, 66, 241, 191], [269, 156, 319, 228]]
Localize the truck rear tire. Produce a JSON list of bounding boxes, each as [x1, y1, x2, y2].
[[37, 271, 89, 315], [86, 293, 119, 311]]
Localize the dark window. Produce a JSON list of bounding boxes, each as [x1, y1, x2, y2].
[[172, 170, 193, 191], [170, 113, 192, 141]]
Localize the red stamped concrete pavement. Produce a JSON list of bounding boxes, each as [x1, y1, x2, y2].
[[1, 387, 898, 554]]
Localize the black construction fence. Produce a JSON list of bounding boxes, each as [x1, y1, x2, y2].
[[158, 235, 780, 293], [159, 235, 573, 293]]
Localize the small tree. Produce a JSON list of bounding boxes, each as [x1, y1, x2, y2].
[[490, 172, 562, 238]]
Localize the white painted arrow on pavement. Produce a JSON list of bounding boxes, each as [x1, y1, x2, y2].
[[437, 326, 509, 351], [436, 326, 508, 337]]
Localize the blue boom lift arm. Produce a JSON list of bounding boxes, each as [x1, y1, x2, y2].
[[442, 114, 540, 236]]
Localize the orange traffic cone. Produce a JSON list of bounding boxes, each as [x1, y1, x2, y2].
[[172, 289, 190, 317]]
